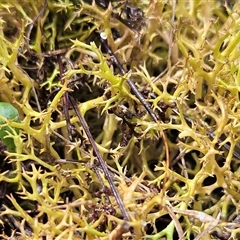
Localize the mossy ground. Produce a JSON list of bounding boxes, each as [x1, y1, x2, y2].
[[0, 0, 240, 239]]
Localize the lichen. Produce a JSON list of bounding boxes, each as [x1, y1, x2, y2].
[[0, 0, 240, 239]]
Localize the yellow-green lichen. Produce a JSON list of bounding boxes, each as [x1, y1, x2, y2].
[[0, 0, 240, 239]]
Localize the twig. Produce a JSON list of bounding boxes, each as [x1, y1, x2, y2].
[[167, 0, 176, 68], [97, 32, 170, 194], [179, 145, 188, 179], [69, 95, 131, 225], [25, 0, 47, 51], [58, 56, 81, 142], [194, 213, 221, 240], [165, 205, 184, 239], [91, 164, 111, 204]]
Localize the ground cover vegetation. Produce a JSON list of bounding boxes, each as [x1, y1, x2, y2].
[[0, 0, 240, 239]]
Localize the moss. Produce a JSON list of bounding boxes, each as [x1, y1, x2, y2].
[[0, 0, 240, 239]]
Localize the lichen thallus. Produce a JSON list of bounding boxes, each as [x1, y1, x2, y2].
[[23, 0, 170, 236], [63, 0, 169, 233], [56, 37, 170, 239], [171, 109, 240, 166], [56, 38, 170, 234]]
